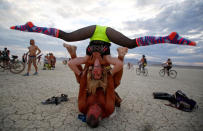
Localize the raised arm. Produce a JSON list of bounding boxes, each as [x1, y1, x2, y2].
[[78, 70, 88, 114], [104, 74, 115, 117]]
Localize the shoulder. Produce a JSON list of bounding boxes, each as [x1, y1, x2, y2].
[[35, 45, 40, 49]]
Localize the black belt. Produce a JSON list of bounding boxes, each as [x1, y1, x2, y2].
[[90, 40, 111, 47]]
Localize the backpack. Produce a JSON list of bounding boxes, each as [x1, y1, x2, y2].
[[167, 90, 198, 112], [144, 58, 147, 64]]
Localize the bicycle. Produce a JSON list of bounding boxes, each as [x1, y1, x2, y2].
[[0, 55, 25, 74], [159, 67, 177, 79], [136, 67, 148, 76]]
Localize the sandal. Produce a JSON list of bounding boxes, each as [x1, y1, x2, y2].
[[41, 96, 58, 105], [41, 94, 68, 105]]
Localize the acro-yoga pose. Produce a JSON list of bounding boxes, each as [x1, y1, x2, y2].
[[10, 22, 196, 77], [10, 22, 196, 128]]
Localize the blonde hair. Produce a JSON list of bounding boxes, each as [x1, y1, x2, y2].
[[87, 67, 108, 95]]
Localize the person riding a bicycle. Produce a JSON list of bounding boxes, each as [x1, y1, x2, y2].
[[138, 55, 147, 72], [163, 58, 172, 76]]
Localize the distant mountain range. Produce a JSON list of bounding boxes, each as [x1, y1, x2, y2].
[[124, 58, 162, 65], [56, 57, 203, 69]]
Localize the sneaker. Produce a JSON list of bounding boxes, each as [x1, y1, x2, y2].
[[33, 72, 38, 75], [23, 73, 29, 76]]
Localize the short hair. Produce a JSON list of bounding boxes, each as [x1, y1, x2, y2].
[[86, 115, 99, 128]]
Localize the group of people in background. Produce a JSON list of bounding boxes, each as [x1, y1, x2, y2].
[[43, 53, 56, 70], [1, 44, 172, 76], [20, 39, 57, 76], [0, 48, 10, 67]]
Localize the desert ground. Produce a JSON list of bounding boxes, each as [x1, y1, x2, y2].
[[0, 62, 203, 131]]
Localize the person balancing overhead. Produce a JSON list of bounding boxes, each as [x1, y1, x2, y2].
[[10, 22, 196, 77], [10, 22, 196, 48]]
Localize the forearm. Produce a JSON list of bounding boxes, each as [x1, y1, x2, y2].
[[36, 50, 41, 56], [78, 70, 88, 113], [104, 75, 115, 117]]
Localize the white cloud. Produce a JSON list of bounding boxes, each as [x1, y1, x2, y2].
[[0, 0, 202, 66], [42, 50, 66, 58], [126, 53, 162, 62], [173, 61, 203, 66], [126, 53, 140, 59], [177, 48, 196, 54]]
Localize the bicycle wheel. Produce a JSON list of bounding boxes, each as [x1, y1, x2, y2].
[[143, 68, 148, 76], [10, 61, 25, 74], [136, 68, 141, 75], [159, 69, 165, 77], [0, 65, 4, 72], [169, 70, 177, 79], [0, 61, 5, 72]]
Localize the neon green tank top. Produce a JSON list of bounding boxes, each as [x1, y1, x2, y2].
[[90, 25, 111, 43]]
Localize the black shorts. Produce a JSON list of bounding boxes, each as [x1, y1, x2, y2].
[[86, 40, 111, 56], [2, 56, 9, 61], [164, 66, 172, 70]]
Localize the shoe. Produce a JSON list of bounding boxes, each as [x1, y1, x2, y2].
[[41, 96, 58, 105], [23, 73, 29, 76], [153, 92, 172, 100], [58, 94, 68, 102], [33, 72, 38, 75], [78, 114, 86, 122], [41, 94, 68, 105]]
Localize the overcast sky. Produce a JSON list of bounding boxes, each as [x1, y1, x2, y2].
[[0, 0, 202, 66]]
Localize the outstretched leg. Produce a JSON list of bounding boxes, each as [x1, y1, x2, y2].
[[113, 47, 128, 88], [135, 32, 196, 46], [63, 43, 83, 83], [106, 27, 196, 48], [114, 47, 128, 107], [10, 22, 96, 42], [10, 22, 196, 48]]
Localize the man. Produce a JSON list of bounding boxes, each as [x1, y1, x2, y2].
[[163, 58, 172, 76], [24, 39, 41, 76], [49, 53, 56, 68], [64, 44, 128, 128], [139, 55, 147, 71]]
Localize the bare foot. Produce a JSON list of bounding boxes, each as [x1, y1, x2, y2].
[[63, 43, 77, 55], [117, 47, 128, 57]]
